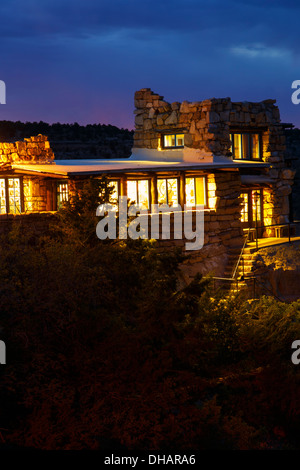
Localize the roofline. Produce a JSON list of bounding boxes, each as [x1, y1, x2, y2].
[[12, 161, 270, 177]]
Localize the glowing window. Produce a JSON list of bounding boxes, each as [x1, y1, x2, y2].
[[157, 178, 178, 207], [0, 178, 22, 214], [8, 178, 21, 214], [251, 134, 260, 160], [127, 180, 149, 210], [185, 177, 206, 207], [252, 190, 261, 222], [0, 179, 6, 214], [240, 193, 249, 223], [231, 133, 261, 160], [57, 182, 69, 209], [163, 134, 184, 148], [108, 180, 119, 209]]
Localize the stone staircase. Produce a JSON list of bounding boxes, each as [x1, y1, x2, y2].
[[214, 244, 258, 297], [224, 246, 257, 279]]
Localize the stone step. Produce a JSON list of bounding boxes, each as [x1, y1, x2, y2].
[[241, 254, 254, 260], [225, 265, 254, 276], [243, 246, 259, 254], [239, 260, 255, 267], [224, 241, 259, 285]]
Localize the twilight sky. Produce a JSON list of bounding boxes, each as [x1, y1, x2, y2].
[[0, 0, 300, 130]]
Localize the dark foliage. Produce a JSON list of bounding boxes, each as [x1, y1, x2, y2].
[[0, 180, 299, 450]]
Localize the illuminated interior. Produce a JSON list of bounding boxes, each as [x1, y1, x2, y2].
[[163, 134, 184, 148], [231, 133, 260, 160], [57, 182, 69, 208], [0, 179, 6, 214], [108, 180, 119, 209], [185, 177, 206, 206], [127, 179, 149, 209], [157, 178, 178, 206], [240, 193, 249, 223], [240, 190, 262, 224], [0, 177, 21, 214], [252, 190, 261, 221], [8, 178, 21, 214]]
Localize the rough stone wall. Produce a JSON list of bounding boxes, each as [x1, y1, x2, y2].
[[134, 88, 232, 154], [23, 176, 48, 212], [151, 170, 243, 283], [187, 170, 243, 281], [134, 88, 295, 225], [0, 134, 54, 164]]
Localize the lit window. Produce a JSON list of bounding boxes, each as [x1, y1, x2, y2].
[[0, 178, 22, 214], [231, 133, 261, 160], [240, 193, 248, 223], [0, 179, 6, 214], [163, 134, 184, 148], [8, 178, 21, 214], [57, 182, 69, 208], [157, 178, 178, 207], [108, 180, 119, 210], [127, 180, 149, 210], [185, 177, 206, 207], [240, 190, 262, 224], [252, 191, 261, 222]]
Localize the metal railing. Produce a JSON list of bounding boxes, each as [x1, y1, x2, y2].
[[249, 221, 300, 250], [232, 227, 251, 280], [212, 227, 252, 294], [212, 273, 286, 301], [211, 221, 300, 299]]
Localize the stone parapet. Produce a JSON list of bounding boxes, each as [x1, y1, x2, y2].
[[133, 88, 294, 226], [0, 134, 54, 164]]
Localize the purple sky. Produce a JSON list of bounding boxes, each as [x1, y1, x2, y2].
[[1, 0, 300, 130]]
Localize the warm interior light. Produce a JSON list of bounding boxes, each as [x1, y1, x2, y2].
[[185, 177, 206, 207], [240, 193, 248, 223], [163, 134, 184, 148], [108, 180, 119, 209], [157, 178, 178, 206], [0, 179, 6, 214], [127, 180, 149, 210], [57, 182, 69, 209], [8, 178, 21, 214]]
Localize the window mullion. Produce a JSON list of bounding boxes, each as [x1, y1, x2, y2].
[[5, 179, 9, 214]]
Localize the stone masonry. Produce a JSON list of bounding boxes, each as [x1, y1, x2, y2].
[[0, 134, 54, 164], [133, 88, 295, 282], [134, 88, 295, 227]]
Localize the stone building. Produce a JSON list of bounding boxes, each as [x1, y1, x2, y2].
[[0, 88, 295, 281]]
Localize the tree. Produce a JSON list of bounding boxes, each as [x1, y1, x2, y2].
[[53, 176, 115, 247]]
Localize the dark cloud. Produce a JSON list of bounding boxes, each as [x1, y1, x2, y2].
[[0, 0, 299, 129]]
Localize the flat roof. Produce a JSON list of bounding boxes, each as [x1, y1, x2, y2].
[[11, 158, 270, 177]]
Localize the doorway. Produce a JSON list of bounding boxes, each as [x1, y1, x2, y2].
[[240, 189, 264, 236]]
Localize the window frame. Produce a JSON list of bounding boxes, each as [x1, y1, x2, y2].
[[184, 176, 208, 208], [240, 189, 263, 227], [230, 132, 262, 161], [107, 179, 120, 209], [0, 176, 23, 215], [162, 133, 185, 149], [57, 181, 69, 209], [157, 177, 179, 207], [127, 178, 151, 210]]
